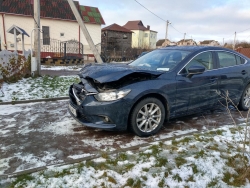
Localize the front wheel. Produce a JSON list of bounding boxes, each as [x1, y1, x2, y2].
[[130, 98, 165, 137], [238, 84, 250, 111]]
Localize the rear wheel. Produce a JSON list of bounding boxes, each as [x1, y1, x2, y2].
[[238, 84, 250, 111], [130, 98, 165, 137]]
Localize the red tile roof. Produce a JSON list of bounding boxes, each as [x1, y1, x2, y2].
[[123, 20, 148, 31], [0, 0, 105, 25], [102, 23, 132, 33]]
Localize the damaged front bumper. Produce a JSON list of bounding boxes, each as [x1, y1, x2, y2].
[[68, 84, 131, 131]]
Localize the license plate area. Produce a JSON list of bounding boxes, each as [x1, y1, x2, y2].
[[69, 103, 77, 117]]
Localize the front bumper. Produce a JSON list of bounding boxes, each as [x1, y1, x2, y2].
[[68, 84, 132, 131]]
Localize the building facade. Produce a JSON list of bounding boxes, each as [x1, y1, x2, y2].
[[177, 39, 196, 46], [101, 24, 132, 52], [123, 20, 157, 49], [199, 40, 220, 46], [0, 0, 105, 59]]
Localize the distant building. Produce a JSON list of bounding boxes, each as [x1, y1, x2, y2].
[[101, 23, 132, 53], [156, 39, 176, 48], [123, 20, 157, 49], [200, 40, 220, 46], [177, 39, 196, 46]]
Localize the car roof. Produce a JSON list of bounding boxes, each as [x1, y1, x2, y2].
[[159, 45, 234, 52], [157, 45, 250, 60]]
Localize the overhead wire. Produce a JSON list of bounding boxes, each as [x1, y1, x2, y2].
[[134, 0, 186, 38], [134, 0, 249, 42], [134, 0, 166, 22]]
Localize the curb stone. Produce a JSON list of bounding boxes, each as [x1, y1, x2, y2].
[[0, 97, 69, 105]]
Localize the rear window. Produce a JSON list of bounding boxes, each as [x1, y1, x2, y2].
[[217, 52, 237, 68]]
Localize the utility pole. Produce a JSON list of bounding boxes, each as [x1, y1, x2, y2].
[[67, 0, 103, 63], [165, 20, 171, 45], [183, 33, 186, 45], [33, 0, 41, 75], [233, 32, 237, 50]]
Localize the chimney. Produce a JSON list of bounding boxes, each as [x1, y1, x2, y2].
[[147, 25, 150, 30]]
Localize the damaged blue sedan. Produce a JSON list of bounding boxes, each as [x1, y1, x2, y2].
[[68, 46, 250, 137]]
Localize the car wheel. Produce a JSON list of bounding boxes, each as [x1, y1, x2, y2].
[[238, 84, 250, 111], [130, 97, 165, 137]]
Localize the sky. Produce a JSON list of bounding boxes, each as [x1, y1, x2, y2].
[[79, 0, 250, 45]]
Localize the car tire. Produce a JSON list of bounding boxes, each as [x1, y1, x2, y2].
[[238, 84, 250, 111], [130, 97, 165, 137]]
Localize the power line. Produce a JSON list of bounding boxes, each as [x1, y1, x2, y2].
[[237, 27, 250, 33], [134, 0, 187, 39], [134, 0, 166, 22], [169, 24, 184, 34]]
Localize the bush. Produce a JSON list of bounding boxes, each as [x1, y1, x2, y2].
[[0, 55, 31, 83]]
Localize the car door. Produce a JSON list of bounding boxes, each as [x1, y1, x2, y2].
[[215, 51, 248, 105], [174, 51, 220, 116]]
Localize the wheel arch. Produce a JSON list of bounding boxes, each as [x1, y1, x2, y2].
[[128, 93, 170, 128]]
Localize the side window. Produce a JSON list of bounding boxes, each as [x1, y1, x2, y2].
[[180, 52, 213, 74], [217, 52, 237, 68]]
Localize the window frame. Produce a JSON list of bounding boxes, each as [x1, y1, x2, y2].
[[178, 51, 215, 75], [42, 26, 50, 45], [215, 50, 248, 69]]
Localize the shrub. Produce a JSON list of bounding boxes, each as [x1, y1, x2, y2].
[[0, 55, 31, 83]]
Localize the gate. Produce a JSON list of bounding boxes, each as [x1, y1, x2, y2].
[[60, 39, 83, 58], [40, 38, 83, 58]]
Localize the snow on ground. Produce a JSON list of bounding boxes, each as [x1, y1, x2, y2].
[[1, 65, 250, 187], [0, 75, 79, 102], [2, 125, 250, 187], [41, 65, 83, 71]]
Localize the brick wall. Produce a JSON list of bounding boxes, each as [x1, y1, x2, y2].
[[236, 48, 250, 58]]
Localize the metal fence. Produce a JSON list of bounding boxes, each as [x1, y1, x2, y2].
[[41, 38, 83, 58]]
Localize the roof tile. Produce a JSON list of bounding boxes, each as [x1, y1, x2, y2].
[[0, 0, 105, 25]]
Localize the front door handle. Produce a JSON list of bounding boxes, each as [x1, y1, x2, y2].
[[242, 70, 247, 75]]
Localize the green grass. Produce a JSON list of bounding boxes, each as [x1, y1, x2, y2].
[[2, 75, 80, 102]]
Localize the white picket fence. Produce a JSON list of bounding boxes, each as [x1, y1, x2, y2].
[[0, 50, 31, 79]]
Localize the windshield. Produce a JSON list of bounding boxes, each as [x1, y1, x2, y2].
[[130, 49, 190, 71]]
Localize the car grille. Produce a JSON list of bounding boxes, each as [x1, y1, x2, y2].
[[69, 83, 86, 105]]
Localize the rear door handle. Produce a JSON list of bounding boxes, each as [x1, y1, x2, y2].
[[210, 77, 218, 82], [242, 70, 247, 75]]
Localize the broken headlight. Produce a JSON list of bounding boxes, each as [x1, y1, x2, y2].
[[94, 89, 131, 102]]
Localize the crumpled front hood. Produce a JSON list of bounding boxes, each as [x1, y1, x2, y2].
[[78, 63, 163, 83]]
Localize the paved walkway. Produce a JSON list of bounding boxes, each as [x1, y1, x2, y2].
[[0, 99, 246, 177]]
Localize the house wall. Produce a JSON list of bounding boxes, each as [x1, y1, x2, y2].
[[131, 30, 144, 48], [0, 14, 101, 55], [101, 30, 132, 51], [132, 30, 157, 49], [149, 31, 157, 49]]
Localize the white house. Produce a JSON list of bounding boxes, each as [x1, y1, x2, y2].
[[177, 39, 196, 46], [199, 40, 220, 46], [123, 20, 157, 49], [0, 0, 105, 60]]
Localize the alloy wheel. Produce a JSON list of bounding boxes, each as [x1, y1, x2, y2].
[[136, 103, 162, 133]]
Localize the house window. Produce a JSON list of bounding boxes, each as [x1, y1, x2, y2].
[[42, 26, 50, 45], [144, 33, 148, 37], [60, 33, 64, 37]]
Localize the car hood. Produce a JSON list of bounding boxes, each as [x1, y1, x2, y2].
[[78, 63, 163, 83]]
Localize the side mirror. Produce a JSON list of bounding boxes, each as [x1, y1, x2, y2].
[[187, 65, 205, 78]]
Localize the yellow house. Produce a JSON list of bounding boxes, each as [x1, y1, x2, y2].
[[123, 20, 157, 49]]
